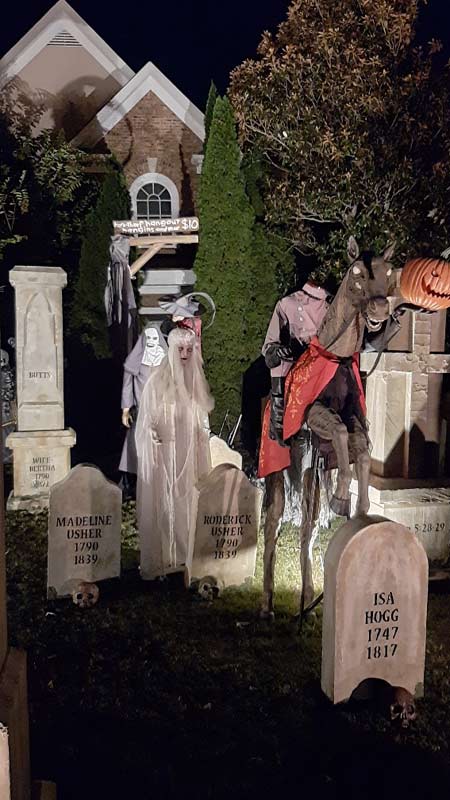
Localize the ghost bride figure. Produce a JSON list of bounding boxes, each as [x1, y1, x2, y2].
[[135, 327, 214, 579]]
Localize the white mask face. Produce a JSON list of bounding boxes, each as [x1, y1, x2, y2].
[[142, 328, 165, 367], [0, 350, 9, 369], [144, 328, 159, 347]]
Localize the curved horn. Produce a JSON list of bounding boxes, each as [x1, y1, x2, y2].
[[185, 292, 216, 330]]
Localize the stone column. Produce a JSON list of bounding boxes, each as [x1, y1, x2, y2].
[[351, 292, 450, 565], [6, 266, 76, 512]]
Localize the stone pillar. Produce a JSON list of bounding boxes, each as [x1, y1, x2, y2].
[[7, 266, 76, 512], [351, 287, 450, 564]]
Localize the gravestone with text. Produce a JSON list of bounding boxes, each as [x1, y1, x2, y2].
[[185, 464, 262, 590], [7, 266, 76, 511], [322, 516, 428, 704], [47, 465, 122, 598], [209, 435, 242, 470]]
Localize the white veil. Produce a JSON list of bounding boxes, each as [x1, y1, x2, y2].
[[135, 327, 214, 577]]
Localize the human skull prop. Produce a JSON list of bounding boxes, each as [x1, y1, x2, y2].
[[72, 582, 100, 609], [198, 576, 219, 601], [0, 350, 9, 369], [390, 687, 417, 729]]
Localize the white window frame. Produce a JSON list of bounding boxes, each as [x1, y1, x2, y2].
[[129, 173, 180, 221]]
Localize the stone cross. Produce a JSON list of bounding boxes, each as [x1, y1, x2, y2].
[[355, 290, 450, 564], [322, 515, 428, 704]]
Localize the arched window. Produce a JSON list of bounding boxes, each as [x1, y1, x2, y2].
[[136, 182, 172, 220], [129, 173, 180, 220]]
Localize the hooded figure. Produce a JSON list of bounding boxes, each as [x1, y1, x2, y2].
[[119, 326, 167, 476], [135, 327, 214, 579]]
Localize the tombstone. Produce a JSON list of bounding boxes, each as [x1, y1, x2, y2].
[[185, 464, 262, 590], [0, 724, 10, 800], [209, 435, 243, 470], [7, 266, 76, 511], [47, 465, 122, 598], [352, 271, 450, 563], [322, 516, 428, 704]]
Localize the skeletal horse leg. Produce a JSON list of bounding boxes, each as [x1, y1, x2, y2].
[[352, 427, 371, 515], [299, 455, 321, 616], [306, 402, 352, 518], [261, 470, 285, 619]]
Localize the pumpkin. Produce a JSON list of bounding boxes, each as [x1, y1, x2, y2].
[[400, 257, 450, 310]]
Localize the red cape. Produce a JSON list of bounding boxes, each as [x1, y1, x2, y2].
[[257, 337, 366, 479]]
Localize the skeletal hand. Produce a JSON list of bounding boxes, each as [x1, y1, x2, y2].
[[122, 408, 133, 428], [394, 303, 437, 317]]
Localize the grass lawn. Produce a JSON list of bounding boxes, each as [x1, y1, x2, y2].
[[5, 504, 450, 799]]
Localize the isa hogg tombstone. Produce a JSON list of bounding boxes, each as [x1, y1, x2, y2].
[[47, 465, 121, 598], [322, 515, 428, 704]]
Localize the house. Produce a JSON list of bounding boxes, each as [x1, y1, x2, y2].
[[0, 0, 205, 222]]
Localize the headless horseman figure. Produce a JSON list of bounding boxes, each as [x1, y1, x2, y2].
[[261, 270, 412, 452], [262, 283, 331, 446]]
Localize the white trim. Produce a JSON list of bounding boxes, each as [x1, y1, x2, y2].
[[0, 0, 134, 90], [71, 61, 205, 148], [129, 173, 180, 220]]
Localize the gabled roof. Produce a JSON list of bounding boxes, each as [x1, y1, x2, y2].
[[71, 61, 205, 147], [0, 0, 134, 90]]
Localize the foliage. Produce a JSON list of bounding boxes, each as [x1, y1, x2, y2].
[[5, 504, 450, 797], [0, 80, 96, 265], [194, 97, 293, 427], [229, 0, 450, 281], [204, 80, 218, 148], [70, 166, 131, 359]]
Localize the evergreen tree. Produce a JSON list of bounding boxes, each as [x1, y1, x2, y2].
[[70, 167, 131, 359], [195, 96, 294, 428], [203, 81, 218, 149]]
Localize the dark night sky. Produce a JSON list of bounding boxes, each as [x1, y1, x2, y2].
[[0, 0, 450, 111]]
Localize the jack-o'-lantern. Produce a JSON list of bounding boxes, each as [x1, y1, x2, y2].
[[400, 257, 450, 310]]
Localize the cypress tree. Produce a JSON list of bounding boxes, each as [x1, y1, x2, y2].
[[70, 166, 131, 359], [204, 81, 218, 149], [195, 96, 294, 429]]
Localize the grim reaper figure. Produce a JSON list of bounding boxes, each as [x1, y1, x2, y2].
[[135, 327, 214, 579]]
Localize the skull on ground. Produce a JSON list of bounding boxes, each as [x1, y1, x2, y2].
[[72, 582, 100, 609], [390, 687, 417, 729], [198, 576, 219, 601]]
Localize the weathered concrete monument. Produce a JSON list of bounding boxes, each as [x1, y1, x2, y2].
[[322, 516, 428, 705], [7, 266, 76, 511], [353, 275, 450, 564]]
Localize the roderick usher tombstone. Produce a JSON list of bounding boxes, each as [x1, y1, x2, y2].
[[48, 465, 121, 598], [185, 464, 262, 590], [322, 516, 428, 704]]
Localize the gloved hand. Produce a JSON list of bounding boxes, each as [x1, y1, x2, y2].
[[264, 339, 306, 369], [269, 377, 287, 447]]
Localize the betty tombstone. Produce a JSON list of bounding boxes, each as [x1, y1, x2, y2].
[[322, 516, 428, 704], [47, 464, 121, 598]]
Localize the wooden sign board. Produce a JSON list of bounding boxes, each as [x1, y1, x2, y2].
[[114, 217, 199, 236]]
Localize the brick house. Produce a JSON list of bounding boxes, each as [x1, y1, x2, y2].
[[0, 0, 205, 221]]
